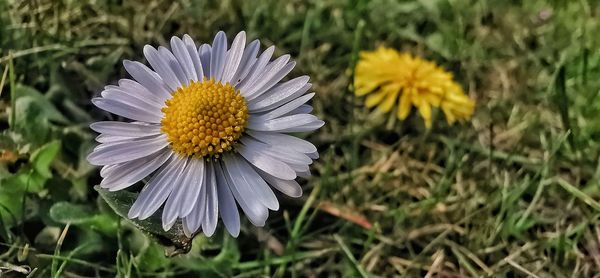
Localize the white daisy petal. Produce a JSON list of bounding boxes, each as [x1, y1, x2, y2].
[[240, 136, 312, 166], [101, 149, 172, 191], [252, 93, 314, 120], [123, 60, 171, 100], [178, 159, 205, 217], [245, 58, 295, 100], [247, 114, 321, 132], [161, 158, 204, 230], [210, 31, 228, 80], [118, 79, 166, 104], [144, 45, 182, 91], [100, 164, 117, 178], [240, 139, 310, 174], [183, 163, 209, 237], [87, 134, 168, 165], [215, 163, 241, 237], [158, 46, 188, 86], [170, 36, 198, 82], [237, 46, 275, 94], [95, 134, 135, 143], [255, 167, 303, 197], [128, 156, 186, 219], [243, 54, 289, 93], [199, 44, 211, 77], [232, 39, 260, 85], [182, 34, 204, 80], [236, 143, 296, 180], [247, 76, 311, 112], [248, 131, 317, 154], [102, 86, 163, 111], [297, 169, 312, 178], [287, 104, 313, 115], [220, 31, 246, 83], [201, 163, 219, 236], [232, 155, 279, 210], [277, 119, 325, 133], [92, 97, 162, 123], [220, 157, 269, 226], [90, 121, 161, 137]]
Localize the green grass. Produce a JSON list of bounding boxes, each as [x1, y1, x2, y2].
[[1, 0, 600, 276]]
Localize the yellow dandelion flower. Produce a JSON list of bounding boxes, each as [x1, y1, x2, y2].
[[354, 47, 475, 128]]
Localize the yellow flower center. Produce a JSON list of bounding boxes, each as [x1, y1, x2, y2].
[[160, 80, 248, 158]]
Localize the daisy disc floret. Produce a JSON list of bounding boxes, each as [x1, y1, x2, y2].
[[161, 80, 248, 158], [87, 31, 324, 238]]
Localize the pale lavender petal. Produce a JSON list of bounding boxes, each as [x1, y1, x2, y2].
[[248, 76, 311, 112], [123, 60, 171, 100], [201, 162, 218, 236], [287, 104, 313, 115], [95, 134, 135, 143], [128, 156, 187, 220], [255, 167, 303, 198], [158, 46, 188, 86], [220, 156, 268, 226], [240, 136, 312, 166], [102, 86, 162, 111], [210, 31, 227, 81], [161, 158, 205, 230], [237, 46, 275, 94], [251, 93, 314, 120], [100, 164, 117, 178], [199, 44, 211, 77], [87, 134, 168, 165], [232, 155, 279, 210], [182, 34, 204, 80], [236, 143, 295, 180], [247, 131, 317, 154], [220, 31, 246, 83], [247, 114, 321, 132], [215, 163, 240, 237], [170, 36, 198, 82], [90, 121, 161, 137], [92, 97, 162, 123], [232, 40, 260, 86], [245, 58, 294, 100], [118, 79, 166, 105], [277, 120, 325, 133], [183, 163, 209, 237], [100, 149, 172, 191], [144, 45, 182, 91], [297, 169, 312, 178]]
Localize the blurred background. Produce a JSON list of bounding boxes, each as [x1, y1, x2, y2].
[[0, 0, 599, 277]]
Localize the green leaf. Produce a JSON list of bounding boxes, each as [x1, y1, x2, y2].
[[49, 202, 118, 236], [95, 186, 193, 254], [0, 183, 26, 228], [0, 166, 46, 193], [136, 241, 171, 272], [175, 234, 239, 276], [14, 85, 69, 124], [14, 96, 51, 146], [30, 141, 61, 179], [425, 33, 451, 59]]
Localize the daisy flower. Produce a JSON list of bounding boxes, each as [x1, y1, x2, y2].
[[87, 31, 323, 238], [354, 47, 475, 128]]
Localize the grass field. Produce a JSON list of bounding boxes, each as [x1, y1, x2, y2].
[[1, 0, 600, 277]]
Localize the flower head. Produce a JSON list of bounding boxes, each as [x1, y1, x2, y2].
[[354, 47, 475, 128], [87, 31, 323, 238]]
